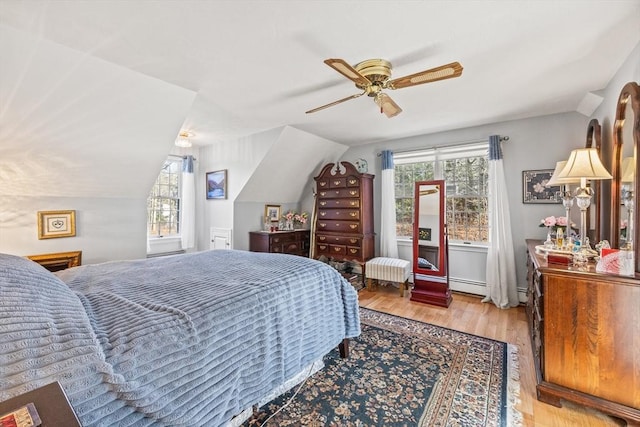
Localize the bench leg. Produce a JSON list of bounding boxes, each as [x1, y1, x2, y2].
[[367, 277, 377, 291], [399, 280, 405, 297]]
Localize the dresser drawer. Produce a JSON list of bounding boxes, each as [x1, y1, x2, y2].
[[317, 209, 360, 220], [318, 199, 360, 209], [318, 188, 360, 198], [316, 220, 360, 233], [270, 233, 297, 244], [316, 234, 361, 246], [282, 241, 301, 253]]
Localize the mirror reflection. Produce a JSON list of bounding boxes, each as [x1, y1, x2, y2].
[[417, 184, 441, 271], [412, 179, 451, 307], [619, 100, 636, 249], [611, 81, 639, 273]]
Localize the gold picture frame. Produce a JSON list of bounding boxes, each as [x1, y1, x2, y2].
[[264, 204, 281, 222], [37, 210, 76, 239]]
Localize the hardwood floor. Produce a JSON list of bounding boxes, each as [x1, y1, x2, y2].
[[357, 285, 627, 427]]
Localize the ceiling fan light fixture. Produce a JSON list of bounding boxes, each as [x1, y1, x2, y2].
[[308, 58, 462, 117]]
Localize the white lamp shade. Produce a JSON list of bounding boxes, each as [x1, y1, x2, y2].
[[546, 160, 580, 186], [621, 157, 635, 183], [557, 148, 612, 181]]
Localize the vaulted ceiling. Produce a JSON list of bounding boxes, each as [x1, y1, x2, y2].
[[1, 0, 639, 149]]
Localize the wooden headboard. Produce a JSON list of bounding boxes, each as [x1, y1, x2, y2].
[[27, 251, 82, 272]]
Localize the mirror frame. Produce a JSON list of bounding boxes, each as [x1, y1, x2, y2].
[[412, 180, 447, 278], [611, 81, 640, 272], [585, 118, 602, 244]]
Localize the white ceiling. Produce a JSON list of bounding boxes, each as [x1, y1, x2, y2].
[[1, 0, 639, 147]]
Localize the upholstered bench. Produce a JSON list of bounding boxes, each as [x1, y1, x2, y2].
[[365, 257, 411, 297]]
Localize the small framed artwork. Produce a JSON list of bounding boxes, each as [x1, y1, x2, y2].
[[265, 204, 281, 222], [206, 170, 227, 200], [418, 227, 432, 241], [522, 169, 561, 204], [37, 210, 76, 239]]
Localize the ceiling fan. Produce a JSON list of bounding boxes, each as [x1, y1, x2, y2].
[[306, 58, 463, 118]]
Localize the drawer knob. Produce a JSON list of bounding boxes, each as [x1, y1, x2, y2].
[[349, 212, 356, 217], [320, 192, 326, 196], [350, 191, 357, 196], [349, 224, 357, 229], [319, 223, 326, 228], [350, 239, 357, 243], [334, 247, 342, 252], [320, 212, 326, 216], [319, 182, 327, 187], [349, 179, 357, 185], [349, 249, 358, 254], [334, 180, 341, 185]]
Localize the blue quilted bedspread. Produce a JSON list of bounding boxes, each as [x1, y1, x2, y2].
[[0, 250, 360, 426]]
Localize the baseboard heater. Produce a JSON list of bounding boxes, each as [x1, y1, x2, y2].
[[146, 249, 185, 258]]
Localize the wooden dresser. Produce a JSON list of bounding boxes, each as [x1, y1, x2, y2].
[[313, 162, 374, 272], [27, 251, 82, 272], [525, 239, 640, 424], [249, 230, 310, 257]]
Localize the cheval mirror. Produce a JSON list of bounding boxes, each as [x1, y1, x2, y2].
[[411, 180, 451, 307], [585, 118, 603, 244], [611, 81, 639, 273]]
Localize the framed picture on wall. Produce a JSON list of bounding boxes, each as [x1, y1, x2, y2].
[[37, 210, 76, 239], [522, 169, 561, 204], [264, 204, 281, 222], [206, 170, 227, 200]]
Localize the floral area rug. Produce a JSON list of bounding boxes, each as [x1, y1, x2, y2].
[[243, 308, 521, 427]]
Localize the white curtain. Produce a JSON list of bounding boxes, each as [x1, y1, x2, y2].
[[181, 155, 195, 250], [484, 135, 519, 308], [380, 150, 399, 258]]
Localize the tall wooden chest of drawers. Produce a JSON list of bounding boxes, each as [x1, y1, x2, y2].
[[249, 230, 310, 257], [313, 161, 374, 271]]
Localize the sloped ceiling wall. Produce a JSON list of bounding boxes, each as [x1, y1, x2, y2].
[[0, 25, 197, 199], [236, 126, 348, 203]]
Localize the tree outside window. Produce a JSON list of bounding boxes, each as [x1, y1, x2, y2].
[[147, 159, 181, 237], [394, 146, 489, 243]]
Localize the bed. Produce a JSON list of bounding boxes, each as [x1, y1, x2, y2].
[[0, 249, 361, 426]]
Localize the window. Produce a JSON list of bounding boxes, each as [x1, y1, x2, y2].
[[394, 143, 489, 243], [147, 158, 181, 237]]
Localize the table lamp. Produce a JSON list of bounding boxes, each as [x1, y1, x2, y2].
[[547, 160, 580, 237], [557, 148, 612, 248]]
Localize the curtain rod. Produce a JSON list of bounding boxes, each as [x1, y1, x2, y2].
[[377, 136, 509, 156], [169, 154, 197, 161]]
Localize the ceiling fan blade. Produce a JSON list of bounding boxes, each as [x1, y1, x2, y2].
[[305, 91, 366, 114], [386, 61, 463, 90], [374, 93, 402, 118], [324, 58, 371, 87]]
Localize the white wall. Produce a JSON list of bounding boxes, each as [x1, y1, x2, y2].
[[0, 25, 196, 263], [1, 197, 146, 264], [195, 126, 348, 251]]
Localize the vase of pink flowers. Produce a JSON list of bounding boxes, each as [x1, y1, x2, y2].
[[294, 212, 309, 229], [282, 210, 309, 230]]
